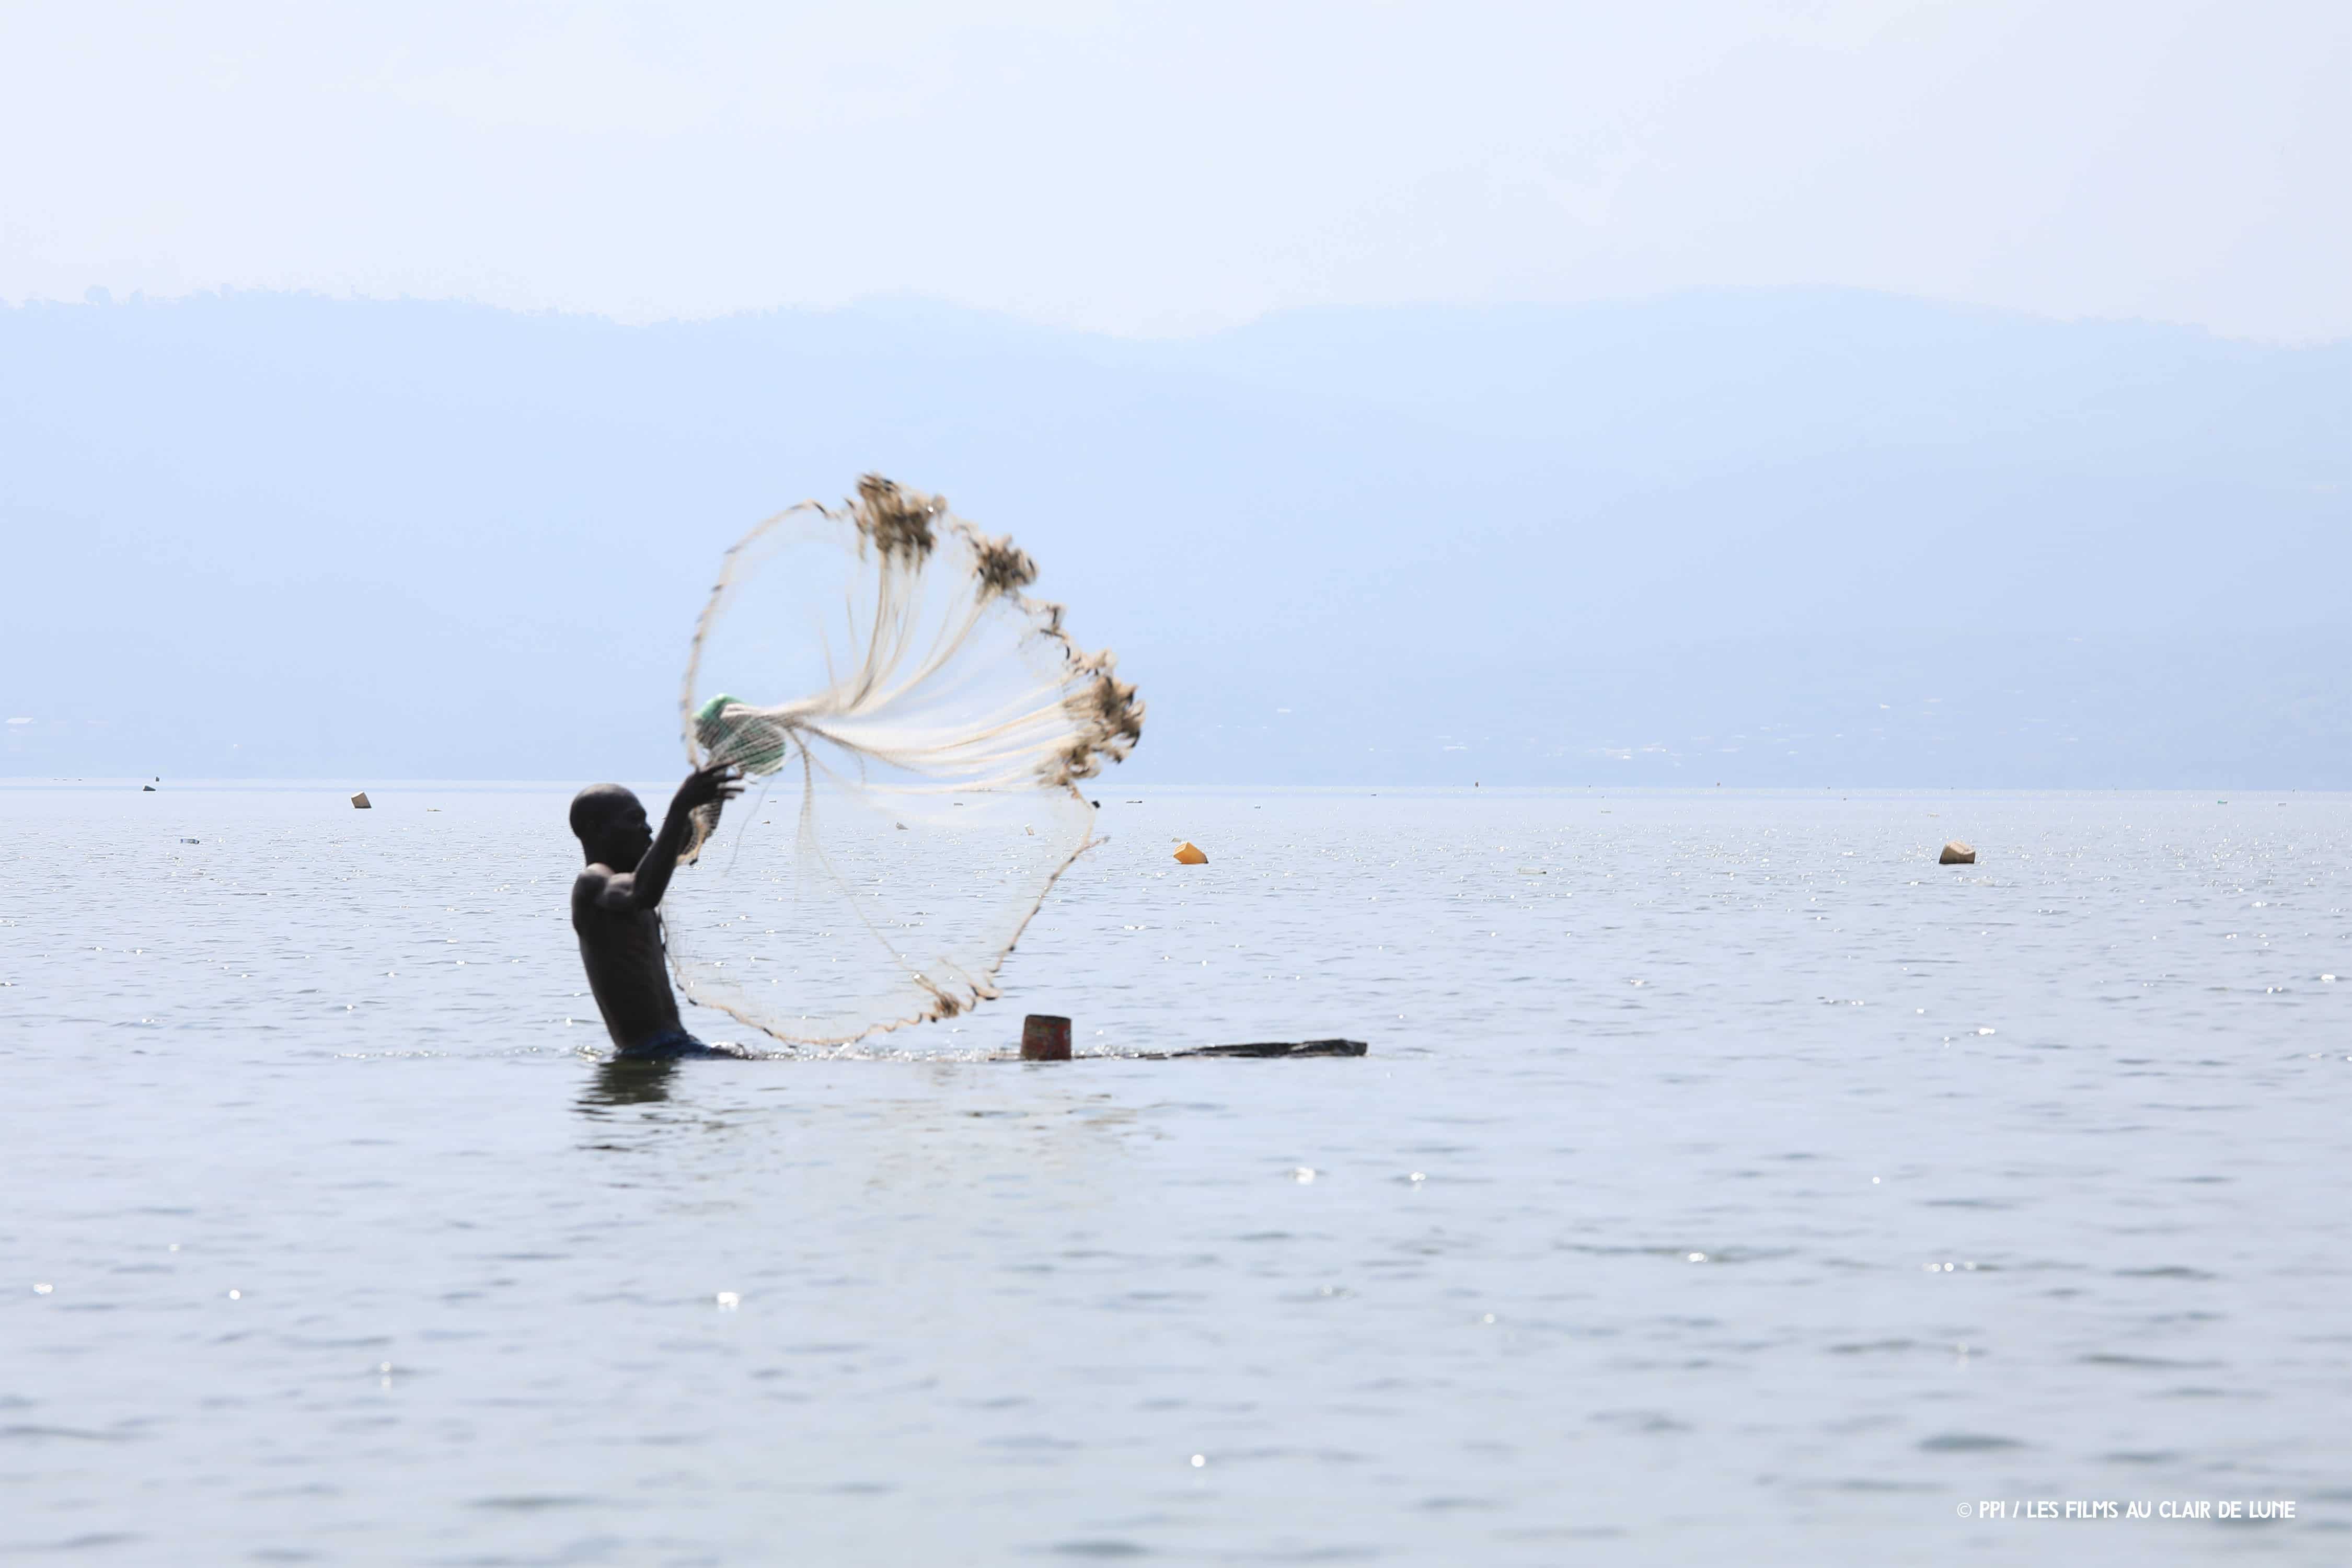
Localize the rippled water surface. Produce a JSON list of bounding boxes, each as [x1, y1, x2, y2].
[[4, 785, 2348, 1564]]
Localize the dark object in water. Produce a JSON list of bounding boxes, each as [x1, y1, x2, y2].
[[1168, 1039, 1367, 1059], [1021, 1013, 1073, 1060], [1940, 840, 1976, 864], [995, 1037, 1367, 1062], [142, 784, 156, 792]]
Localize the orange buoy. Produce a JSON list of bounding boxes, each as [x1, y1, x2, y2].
[[1173, 841, 1207, 864]]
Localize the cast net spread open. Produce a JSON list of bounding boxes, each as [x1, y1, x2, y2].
[[662, 476, 1142, 1046]]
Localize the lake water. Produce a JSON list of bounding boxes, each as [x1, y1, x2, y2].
[[3, 784, 2346, 1564]]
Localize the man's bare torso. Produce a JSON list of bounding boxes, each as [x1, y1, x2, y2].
[[571, 868, 685, 1051]]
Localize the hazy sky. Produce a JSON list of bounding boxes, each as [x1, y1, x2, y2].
[[2, 1, 2344, 339]]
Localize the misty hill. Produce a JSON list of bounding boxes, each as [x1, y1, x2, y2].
[[3, 289, 2345, 786]]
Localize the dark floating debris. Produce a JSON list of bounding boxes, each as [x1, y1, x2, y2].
[[998, 1037, 1367, 1063], [1161, 1039, 1367, 1060], [1939, 840, 1976, 865]]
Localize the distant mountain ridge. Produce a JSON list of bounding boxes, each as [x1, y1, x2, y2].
[[3, 289, 2344, 785]]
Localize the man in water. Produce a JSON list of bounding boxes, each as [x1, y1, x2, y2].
[[569, 765, 743, 1057]]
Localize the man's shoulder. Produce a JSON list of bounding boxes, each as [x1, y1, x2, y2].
[[573, 863, 650, 920]]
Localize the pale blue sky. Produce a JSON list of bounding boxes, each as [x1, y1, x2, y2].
[[2, 1, 2344, 339]]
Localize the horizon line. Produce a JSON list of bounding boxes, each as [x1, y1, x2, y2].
[[3, 777, 2341, 797], [10, 283, 2347, 353]]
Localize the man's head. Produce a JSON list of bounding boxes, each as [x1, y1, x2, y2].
[[570, 783, 652, 868]]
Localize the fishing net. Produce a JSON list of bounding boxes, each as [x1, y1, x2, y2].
[[661, 475, 1143, 1046]]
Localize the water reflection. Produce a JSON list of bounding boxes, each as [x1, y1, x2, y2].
[[580, 1056, 677, 1109]]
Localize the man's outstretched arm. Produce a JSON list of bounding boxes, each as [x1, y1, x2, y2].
[[594, 765, 741, 912]]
